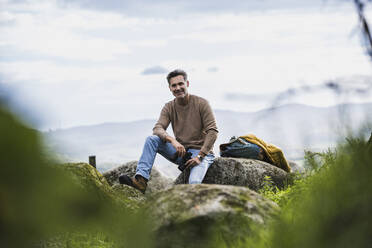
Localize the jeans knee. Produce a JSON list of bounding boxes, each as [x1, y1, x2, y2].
[[146, 135, 161, 144], [188, 155, 214, 184]]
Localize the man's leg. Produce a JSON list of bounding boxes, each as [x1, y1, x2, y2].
[[136, 135, 179, 180], [120, 135, 180, 193], [187, 149, 215, 184]]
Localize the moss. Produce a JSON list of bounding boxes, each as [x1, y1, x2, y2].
[[61, 163, 112, 193], [40, 231, 115, 248], [147, 184, 278, 248], [111, 184, 146, 210], [220, 199, 246, 212], [60, 163, 144, 211], [237, 191, 253, 202], [156, 213, 257, 248], [219, 190, 254, 213]]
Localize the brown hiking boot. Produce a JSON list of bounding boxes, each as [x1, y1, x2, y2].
[[119, 174, 147, 194]]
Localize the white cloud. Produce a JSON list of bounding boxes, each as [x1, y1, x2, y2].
[[0, 60, 144, 84], [0, 13, 131, 61], [0, 10, 15, 22], [1, 0, 372, 129], [171, 7, 358, 46], [0, 0, 174, 62], [132, 39, 168, 48]]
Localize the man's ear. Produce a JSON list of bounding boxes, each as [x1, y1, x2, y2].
[[186, 81, 190, 87]]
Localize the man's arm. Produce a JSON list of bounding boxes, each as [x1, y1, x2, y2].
[[152, 104, 171, 141], [153, 104, 186, 157], [185, 100, 218, 168], [199, 100, 218, 157]]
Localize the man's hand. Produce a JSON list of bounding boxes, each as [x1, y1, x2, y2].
[[171, 139, 186, 158], [185, 157, 201, 168]]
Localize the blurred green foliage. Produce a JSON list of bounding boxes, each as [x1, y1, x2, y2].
[[253, 132, 372, 248], [0, 104, 154, 248], [259, 175, 294, 206]]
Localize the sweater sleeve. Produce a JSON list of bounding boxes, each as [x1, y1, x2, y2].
[[152, 103, 171, 141], [200, 100, 218, 155]]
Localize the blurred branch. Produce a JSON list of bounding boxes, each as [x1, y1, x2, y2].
[[268, 77, 372, 110], [266, 0, 372, 110], [268, 1, 372, 110], [354, 0, 372, 59], [368, 132, 372, 144]]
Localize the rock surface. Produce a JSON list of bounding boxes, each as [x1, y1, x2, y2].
[[103, 161, 173, 194], [175, 157, 289, 191], [62, 162, 143, 210], [146, 184, 279, 248], [62, 162, 115, 200], [112, 184, 146, 207]]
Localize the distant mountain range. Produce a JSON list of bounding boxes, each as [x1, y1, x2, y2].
[[44, 102, 372, 178]]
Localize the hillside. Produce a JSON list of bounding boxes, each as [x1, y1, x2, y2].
[[44, 102, 372, 176]]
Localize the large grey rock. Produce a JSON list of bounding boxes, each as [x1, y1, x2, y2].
[[175, 157, 290, 191], [111, 184, 146, 208], [146, 184, 279, 248], [103, 161, 173, 194]]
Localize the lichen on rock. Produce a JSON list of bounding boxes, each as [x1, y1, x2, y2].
[[60, 162, 144, 210], [103, 161, 173, 194], [146, 184, 279, 248], [175, 157, 290, 192], [112, 184, 146, 208]]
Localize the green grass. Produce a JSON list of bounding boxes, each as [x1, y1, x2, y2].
[[247, 133, 372, 248]]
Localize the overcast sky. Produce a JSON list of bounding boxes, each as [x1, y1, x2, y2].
[[1, 0, 372, 130]]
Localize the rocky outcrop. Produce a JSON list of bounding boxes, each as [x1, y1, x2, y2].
[[62, 162, 116, 200], [175, 157, 289, 191], [103, 161, 173, 194], [62, 162, 144, 210], [146, 184, 279, 248], [112, 184, 146, 207]]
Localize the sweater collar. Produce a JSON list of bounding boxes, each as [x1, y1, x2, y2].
[[175, 93, 190, 106]]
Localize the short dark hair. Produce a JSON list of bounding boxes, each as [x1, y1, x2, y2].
[[166, 69, 187, 84]]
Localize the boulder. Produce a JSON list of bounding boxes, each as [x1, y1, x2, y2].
[[175, 157, 289, 191], [62, 162, 116, 200], [146, 184, 279, 248], [62, 162, 144, 210], [111, 184, 146, 208], [103, 161, 173, 194]]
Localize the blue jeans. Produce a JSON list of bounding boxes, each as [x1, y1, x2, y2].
[[136, 135, 215, 184]]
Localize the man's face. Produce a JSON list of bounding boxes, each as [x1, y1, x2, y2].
[[168, 75, 189, 99]]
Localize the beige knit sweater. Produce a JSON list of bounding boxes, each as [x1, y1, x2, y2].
[[153, 94, 218, 155]]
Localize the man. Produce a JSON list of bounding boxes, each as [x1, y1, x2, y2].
[[119, 69, 218, 193]]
